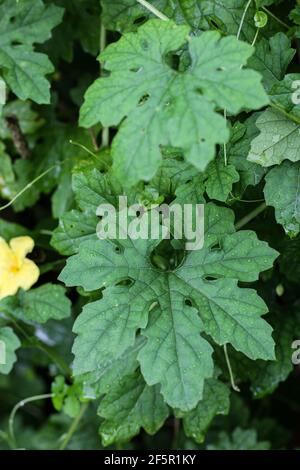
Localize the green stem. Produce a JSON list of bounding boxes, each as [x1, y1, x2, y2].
[[251, 28, 259, 47], [0, 165, 60, 212], [237, 0, 252, 40], [69, 139, 110, 169], [59, 403, 89, 450], [223, 344, 240, 392], [172, 418, 180, 449], [235, 202, 267, 230], [9, 394, 54, 449], [223, 0, 252, 166], [136, 0, 169, 21]]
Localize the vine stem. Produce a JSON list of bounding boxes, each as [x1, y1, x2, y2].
[[223, 0, 252, 166], [236, 0, 252, 41], [0, 164, 59, 212], [251, 28, 260, 47], [172, 418, 180, 449], [69, 139, 110, 170], [235, 202, 267, 230], [59, 403, 89, 450], [136, 0, 169, 21], [223, 344, 240, 392], [9, 394, 54, 449]]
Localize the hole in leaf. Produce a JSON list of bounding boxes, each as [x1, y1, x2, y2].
[[165, 52, 180, 72], [130, 66, 143, 73], [204, 275, 217, 281], [114, 245, 123, 254], [116, 278, 134, 287], [134, 16, 147, 26], [209, 241, 221, 251], [138, 94, 150, 106]]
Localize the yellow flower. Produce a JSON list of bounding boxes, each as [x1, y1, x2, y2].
[[0, 236, 39, 300]]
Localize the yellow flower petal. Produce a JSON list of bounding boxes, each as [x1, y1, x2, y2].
[[0, 237, 14, 273], [0, 236, 39, 300], [9, 236, 35, 261], [13, 259, 40, 292], [0, 271, 19, 299]]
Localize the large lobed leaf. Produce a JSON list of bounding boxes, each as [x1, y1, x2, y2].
[[80, 20, 268, 185], [60, 197, 278, 411]]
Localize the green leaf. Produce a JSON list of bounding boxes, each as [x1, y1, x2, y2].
[[51, 210, 98, 256], [0, 326, 20, 374], [228, 116, 266, 193], [244, 312, 299, 398], [248, 34, 295, 92], [179, 378, 230, 443], [270, 73, 300, 113], [202, 0, 280, 42], [51, 166, 124, 255], [207, 427, 271, 450], [98, 371, 169, 446], [80, 20, 268, 185], [264, 161, 300, 237], [82, 337, 146, 399], [0, 218, 33, 240], [0, 284, 71, 324], [101, 0, 204, 32], [138, 297, 214, 411], [43, 0, 101, 62], [219, 308, 300, 400], [205, 158, 239, 202], [72, 286, 149, 376], [60, 202, 277, 411], [0, 99, 44, 140], [0, 0, 64, 103], [52, 376, 85, 418], [247, 108, 300, 167], [151, 156, 198, 197]]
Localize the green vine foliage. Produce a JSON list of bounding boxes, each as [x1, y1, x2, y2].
[[0, 0, 300, 451]]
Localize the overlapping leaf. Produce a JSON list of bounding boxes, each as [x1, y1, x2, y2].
[[248, 74, 300, 167], [177, 378, 230, 443], [0, 326, 20, 374], [98, 371, 169, 446], [0, 0, 63, 103], [101, 0, 204, 32], [80, 19, 268, 185], [0, 284, 71, 324], [264, 161, 300, 237]]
